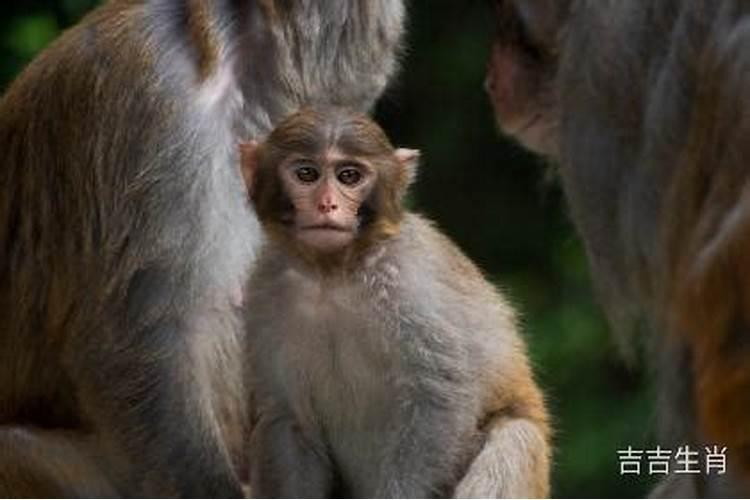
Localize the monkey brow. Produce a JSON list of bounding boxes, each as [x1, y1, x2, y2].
[[274, 131, 328, 157], [335, 129, 392, 157]]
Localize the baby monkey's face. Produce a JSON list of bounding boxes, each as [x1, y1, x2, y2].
[[240, 107, 420, 260], [277, 148, 378, 253]]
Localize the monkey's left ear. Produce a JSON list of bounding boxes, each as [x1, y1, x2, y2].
[[395, 148, 420, 190], [238, 140, 260, 197]]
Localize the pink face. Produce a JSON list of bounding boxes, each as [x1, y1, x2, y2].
[[484, 0, 560, 156], [279, 150, 377, 253]]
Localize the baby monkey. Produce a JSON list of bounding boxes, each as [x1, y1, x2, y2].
[[241, 107, 550, 498]]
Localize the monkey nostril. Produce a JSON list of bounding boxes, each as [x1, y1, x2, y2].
[[318, 201, 338, 213]]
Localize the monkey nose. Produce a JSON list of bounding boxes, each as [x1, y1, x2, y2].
[[318, 201, 338, 213]]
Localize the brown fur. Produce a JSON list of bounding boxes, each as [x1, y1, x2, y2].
[[187, 0, 221, 79], [0, 428, 118, 498]]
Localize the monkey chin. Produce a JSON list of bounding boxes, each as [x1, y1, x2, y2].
[[486, 90, 559, 157], [494, 111, 559, 158], [297, 227, 355, 254]]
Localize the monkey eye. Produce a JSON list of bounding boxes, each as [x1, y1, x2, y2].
[[336, 167, 363, 186], [293, 164, 320, 183]]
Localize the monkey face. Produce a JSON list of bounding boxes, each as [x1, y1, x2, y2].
[[242, 107, 420, 264], [486, 0, 566, 156], [279, 152, 377, 253]]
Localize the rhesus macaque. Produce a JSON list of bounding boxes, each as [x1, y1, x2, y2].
[[487, 0, 750, 496], [240, 107, 551, 498], [0, 1, 405, 496]]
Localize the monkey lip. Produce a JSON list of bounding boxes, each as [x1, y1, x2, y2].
[[298, 223, 355, 252], [508, 113, 542, 136], [300, 223, 352, 233]]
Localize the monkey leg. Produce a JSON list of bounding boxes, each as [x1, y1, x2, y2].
[[249, 414, 332, 498], [453, 415, 550, 498], [0, 426, 118, 498]]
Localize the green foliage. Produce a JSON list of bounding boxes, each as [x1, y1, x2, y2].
[[4, 14, 58, 59], [0, 1, 656, 497]]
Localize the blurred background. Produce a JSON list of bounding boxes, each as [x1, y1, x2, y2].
[[0, 1, 657, 497]]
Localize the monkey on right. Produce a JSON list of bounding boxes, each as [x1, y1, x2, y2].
[[486, 0, 750, 496]]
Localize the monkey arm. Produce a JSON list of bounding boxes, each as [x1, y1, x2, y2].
[[381, 216, 551, 498], [70, 314, 245, 497], [454, 415, 550, 498], [454, 362, 551, 499]]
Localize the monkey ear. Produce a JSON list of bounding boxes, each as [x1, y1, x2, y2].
[[395, 148, 420, 190], [238, 140, 260, 197]]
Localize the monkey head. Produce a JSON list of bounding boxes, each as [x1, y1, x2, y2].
[[240, 107, 419, 261], [485, 0, 571, 157]]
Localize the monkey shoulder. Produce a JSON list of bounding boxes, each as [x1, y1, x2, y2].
[[394, 213, 537, 402], [394, 213, 511, 305], [389, 213, 521, 346]]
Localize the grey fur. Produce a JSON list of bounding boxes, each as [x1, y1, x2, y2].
[[245, 214, 549, 498]]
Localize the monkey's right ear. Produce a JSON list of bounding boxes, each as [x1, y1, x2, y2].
[[238, 140, 260, 197], [395, 148, 420, 190]]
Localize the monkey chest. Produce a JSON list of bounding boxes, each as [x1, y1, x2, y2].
[[250, 275, 475, 496], [270, 302, 405, 484], [256, 281, 399, 419], [273, 301, 398, 417]]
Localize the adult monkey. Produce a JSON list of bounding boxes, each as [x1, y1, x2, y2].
[[0, 1, 406, 496], [487, 0, 750, 496]]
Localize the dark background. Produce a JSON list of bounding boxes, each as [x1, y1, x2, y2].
[[0, 1, 657, 497]]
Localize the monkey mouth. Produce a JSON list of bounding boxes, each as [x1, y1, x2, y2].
[[301, 223, 351, 233], [298, 223, 355, 252], [512, 113, 542, 135]]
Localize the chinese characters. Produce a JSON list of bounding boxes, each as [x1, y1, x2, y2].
[[617, 445, 727, 476]]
